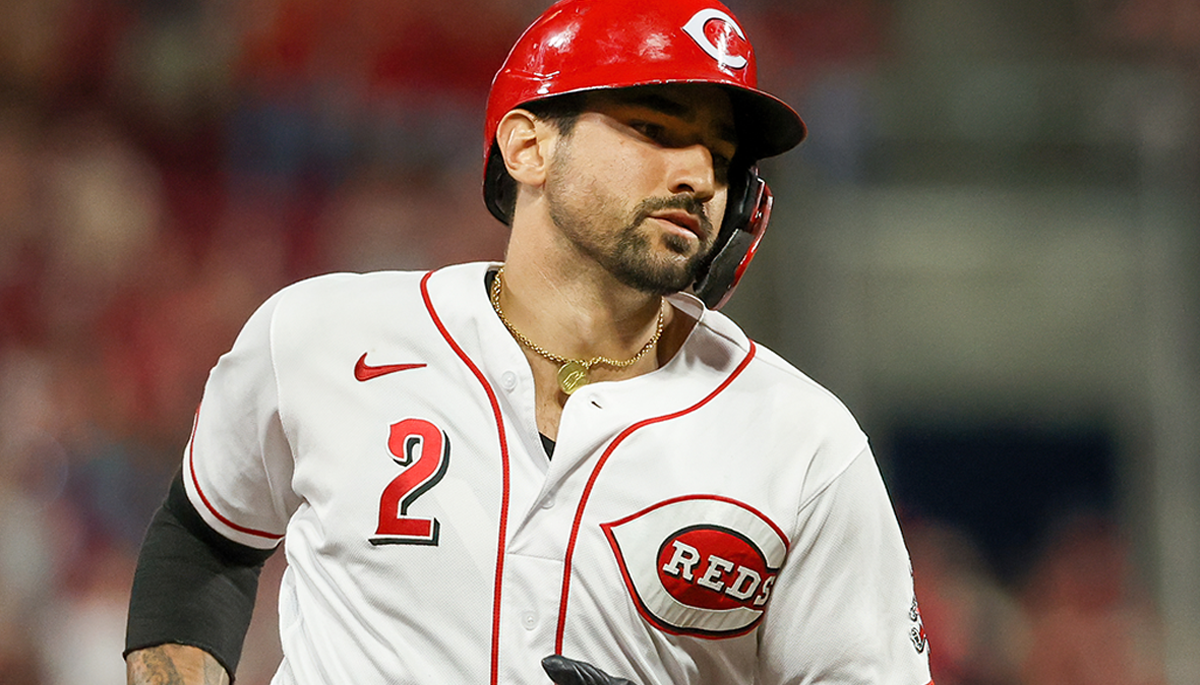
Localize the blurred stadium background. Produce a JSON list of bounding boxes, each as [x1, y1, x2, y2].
[[0, 0, 1196, 683]]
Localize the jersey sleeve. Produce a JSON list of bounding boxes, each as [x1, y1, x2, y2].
[[757, 446, 932, 685], [181, 289, 299, 549]]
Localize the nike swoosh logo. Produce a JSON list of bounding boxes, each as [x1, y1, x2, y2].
[[354, 353, 426, 381]]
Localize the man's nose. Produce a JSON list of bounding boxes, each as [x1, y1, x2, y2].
[[666, 144, 717, 202]]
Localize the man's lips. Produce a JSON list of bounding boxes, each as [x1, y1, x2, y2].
[[650, 210, 704, 239]]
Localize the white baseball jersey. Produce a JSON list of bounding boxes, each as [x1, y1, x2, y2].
[[183, 261, 933, 685]]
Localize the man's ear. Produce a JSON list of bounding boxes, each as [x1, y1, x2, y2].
[[496, 109, 551, 188]]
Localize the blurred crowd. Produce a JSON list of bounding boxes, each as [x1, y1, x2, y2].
[[0, 0, 1173, 683], [907, 511, 1167, 685]]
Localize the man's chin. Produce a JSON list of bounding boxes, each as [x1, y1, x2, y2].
[[608, 224, 711, 294], [612, 255, 704, 295], [660, 230, 706, 259]]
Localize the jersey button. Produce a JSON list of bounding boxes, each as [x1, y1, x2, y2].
[[540, 496, 555, 510], [501, 371, 518, 391], [521, 611, 537, 630]]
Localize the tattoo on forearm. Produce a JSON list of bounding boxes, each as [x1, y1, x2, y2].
[[203, 655, 227, 684], [130, 648, 186, 685], [128, 645, 229, 685]]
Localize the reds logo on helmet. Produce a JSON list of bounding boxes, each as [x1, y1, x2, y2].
[[602, 495, 789, 638], [682, 8, 750, 70]]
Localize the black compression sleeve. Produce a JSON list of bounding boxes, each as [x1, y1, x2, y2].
[[124, 470, 278, 678]]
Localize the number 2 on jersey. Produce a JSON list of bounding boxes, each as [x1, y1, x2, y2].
[[370, 417, 450, 546]]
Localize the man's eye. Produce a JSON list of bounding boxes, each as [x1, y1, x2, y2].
[[630, 121, 666, 141]]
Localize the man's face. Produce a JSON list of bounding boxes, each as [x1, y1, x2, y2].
[[543, 84, 737, 295]]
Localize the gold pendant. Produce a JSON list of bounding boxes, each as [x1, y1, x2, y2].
[[557, 360, 590, 395]]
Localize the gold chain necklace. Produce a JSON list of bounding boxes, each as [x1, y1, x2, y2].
[[490, 267, 666, 395]]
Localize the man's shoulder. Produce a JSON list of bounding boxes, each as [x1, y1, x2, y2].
[[745, 342, 831, 395], [678, 316, 870, 499], [253, 262, 494, 350], [272, 269, 425, 306], [266, 263, 483, 318], [750, 343, 861, 426], [689, 309, 864, 442], [691, 308, 849, 411]]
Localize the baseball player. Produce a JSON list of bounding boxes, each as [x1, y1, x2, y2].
[[125, 1, 934, 684]]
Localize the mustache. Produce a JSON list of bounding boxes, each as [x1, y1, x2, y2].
[[633, 195, 713, 238]]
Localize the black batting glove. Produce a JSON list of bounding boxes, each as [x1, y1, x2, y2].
[[542, 655, 639, 685]]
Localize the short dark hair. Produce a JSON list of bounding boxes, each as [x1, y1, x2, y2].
[[522, 93, 584, 136], [487, 93, 584, 224]]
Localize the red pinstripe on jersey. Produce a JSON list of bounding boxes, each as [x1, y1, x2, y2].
[[554, 341, 759, 653], [186, 404, 285, 543], [420, 270, 512, 685]]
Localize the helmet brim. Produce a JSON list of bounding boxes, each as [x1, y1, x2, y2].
[[724, 86, 807, 159], [495, 76, 807, 160]]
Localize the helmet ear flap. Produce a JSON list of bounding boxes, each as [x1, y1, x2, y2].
[[691, 164, 772, 309], [484, 146, 516, 225]]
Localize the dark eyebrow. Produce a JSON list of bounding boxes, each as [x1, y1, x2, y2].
[[617, 92, 739, 148]]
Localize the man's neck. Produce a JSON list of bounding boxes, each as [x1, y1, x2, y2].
[[495, 238, 694, 441], [496, 259, 666, 363]]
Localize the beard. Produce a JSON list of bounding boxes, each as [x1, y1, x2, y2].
[[545, 149, 718, 295], [604, 195, 715, 294]]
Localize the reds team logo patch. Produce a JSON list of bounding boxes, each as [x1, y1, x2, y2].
[[602, 495, 788, 638], [682, 9, 750, 70]]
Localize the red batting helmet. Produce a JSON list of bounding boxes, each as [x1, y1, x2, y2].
[[482, 0, 806, 224]]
